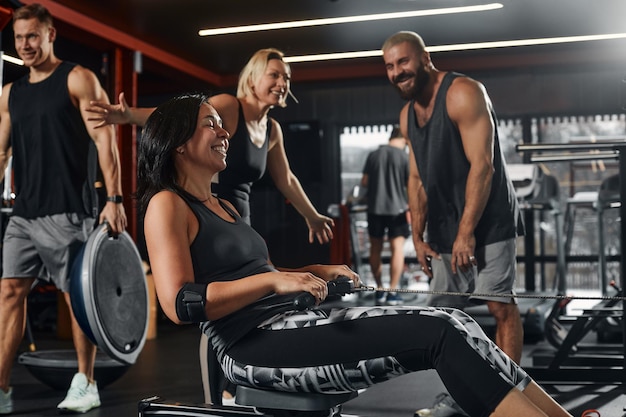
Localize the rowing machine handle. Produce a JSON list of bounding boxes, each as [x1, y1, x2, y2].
[[328, 275, 355, 295], [293, 276, 355, 310]]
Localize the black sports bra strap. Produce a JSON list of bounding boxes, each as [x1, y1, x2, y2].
[[218, 198, 240, 220]]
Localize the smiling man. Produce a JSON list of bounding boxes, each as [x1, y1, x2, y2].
[[382, 31, 525, 417], [0, 3, 126, 414]]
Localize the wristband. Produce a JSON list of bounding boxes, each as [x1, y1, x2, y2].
[[106, 195, 123, 204]]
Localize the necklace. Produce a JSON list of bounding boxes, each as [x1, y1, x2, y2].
[[185, 190, 211, 203]]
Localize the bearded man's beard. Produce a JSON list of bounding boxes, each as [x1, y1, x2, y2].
[[393, 67, 429, 100]]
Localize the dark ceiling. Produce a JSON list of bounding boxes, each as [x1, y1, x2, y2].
[[2, 0, 626, 92]]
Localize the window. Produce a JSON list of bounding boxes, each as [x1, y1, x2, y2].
[[339, 124, 395, 202]]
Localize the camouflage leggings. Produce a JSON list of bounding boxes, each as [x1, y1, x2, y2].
[[218, 306, 530, 416]]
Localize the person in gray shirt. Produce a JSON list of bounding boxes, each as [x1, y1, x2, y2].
[[361, 127, 410, 305]]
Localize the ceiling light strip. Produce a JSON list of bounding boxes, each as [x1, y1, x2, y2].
[[431, 33, 626, 52], [198, 3, 503, 36], [283, 33, 626, 63], [2, 54, 24, 66]]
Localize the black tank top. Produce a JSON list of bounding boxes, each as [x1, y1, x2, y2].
[[9, 61, 91, 218], [182, 191, 272, 283], [179, 192, 294, 359], [212, 101, 270, 223], [407, 72, 523, 252]]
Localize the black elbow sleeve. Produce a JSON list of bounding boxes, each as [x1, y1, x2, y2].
[[175, 282, 209, 323]]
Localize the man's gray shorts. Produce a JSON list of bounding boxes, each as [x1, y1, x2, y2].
[[2, 213, 95, 292], [427, 238, 518, 308]]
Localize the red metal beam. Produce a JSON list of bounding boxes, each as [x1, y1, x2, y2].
[[20, 0, 224, 87], [113, 47, 138, 241]]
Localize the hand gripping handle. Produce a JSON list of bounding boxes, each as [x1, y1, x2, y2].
[[292, 276, 355, 311]]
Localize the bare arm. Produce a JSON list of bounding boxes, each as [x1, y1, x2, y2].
[[86, 92, 155, 128], [266, 119, 334, 244], [406, 142, 427, 245], [145, 191, 329, 324], [276, 264, 359, 285], [401, 108, 439, 277], [206, 93, 240, 136], [0, 84, 13, 182], [446, 77, 495, 273], [69, 66, 127, 233]]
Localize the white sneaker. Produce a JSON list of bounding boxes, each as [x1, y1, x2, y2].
[[57, 373, 101, 413], [222, 395, 236, 406], [0, 387, 12, 415]]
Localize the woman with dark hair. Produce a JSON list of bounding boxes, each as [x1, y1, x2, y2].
[[138, 93, 573, 417], [91, 48, 333, 243]]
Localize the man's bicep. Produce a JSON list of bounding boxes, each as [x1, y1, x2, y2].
[[69, 67, 111, 115], [70, 69, 116, 142], [449, 81, 494, 164]]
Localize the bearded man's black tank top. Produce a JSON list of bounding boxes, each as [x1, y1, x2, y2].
[[406, 72, 523, 252]]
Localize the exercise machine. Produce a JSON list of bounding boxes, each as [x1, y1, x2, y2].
[[140, 278, 360, 417]]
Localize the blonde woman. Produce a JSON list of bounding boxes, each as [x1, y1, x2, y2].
[[88, 48, 333, 243]]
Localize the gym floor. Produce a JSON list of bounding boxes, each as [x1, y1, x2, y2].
[[9, 293, 626, 417]]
